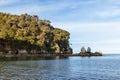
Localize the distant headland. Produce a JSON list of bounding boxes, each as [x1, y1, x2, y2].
[[0, 12, 102, 57]]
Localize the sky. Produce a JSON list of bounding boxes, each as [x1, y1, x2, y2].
[[0, 0, 120, 53]]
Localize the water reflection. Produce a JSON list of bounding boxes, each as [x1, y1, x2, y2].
[[0, 56, 69, 80], [0, 56, 68, 61]]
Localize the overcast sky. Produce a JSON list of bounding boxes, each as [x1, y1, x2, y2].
[[0, 0, 120, 53]]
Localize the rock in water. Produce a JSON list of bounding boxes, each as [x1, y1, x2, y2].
[[87, 47, 91, 53], [81, 47, 86, 53]]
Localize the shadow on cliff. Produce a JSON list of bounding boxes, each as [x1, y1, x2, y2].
[[0, 38, 51, 55]]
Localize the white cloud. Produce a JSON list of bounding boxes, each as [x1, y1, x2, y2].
[[1, 0, 120, 53], [52, 21, 120, 53], [0, 0, 20, 6], [94, 38, 120, 45], [52, 22, 120, 33], [109, 0, 120, 4], [0, 0, 97, 16], [71, 38, 120, 53], [0, 1, 77, 15], [96, 9, 120, 17], [1, 0, 120, 21], [102, 48, 120, 53]]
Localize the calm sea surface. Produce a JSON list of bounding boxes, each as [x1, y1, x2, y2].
[[0, 54, 120, 80]]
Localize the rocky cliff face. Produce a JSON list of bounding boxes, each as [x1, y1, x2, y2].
[[0, 13, 72, 54]]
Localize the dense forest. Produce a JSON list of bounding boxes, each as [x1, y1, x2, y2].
[[0, 12, 72, 55]]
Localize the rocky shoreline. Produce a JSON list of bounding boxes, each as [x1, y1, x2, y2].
[[0, 13, 102, 58], [0, 52, 102, 58], [0, 46, 102, 58], [79, 47, 102, 56]]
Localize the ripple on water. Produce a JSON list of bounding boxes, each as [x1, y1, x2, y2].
[[0, 55, 120, 80]]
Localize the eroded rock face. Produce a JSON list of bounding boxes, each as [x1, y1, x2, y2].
[[87, 47, 91, 53], [80, 46, 102, 56], [81, 47, 86, 53]]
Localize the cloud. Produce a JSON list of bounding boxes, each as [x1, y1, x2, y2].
[[1, 0, 120, 22], [52, 21, 120, 33], [52, 21, 120, 53], [102, 48, 120, 53], [70, 38, 120, 47], [71, 38, 120, 53], [93, 0, 120, 18], [94, 38, 120, 45], [0, 0, 77, 15], [0, 0, 97, 18], [0, 0, 20, 6], [96, 9, 120, 17], [109, 0, 120, 4], [1, 0, 120, 53]]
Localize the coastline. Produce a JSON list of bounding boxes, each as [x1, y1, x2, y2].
[[0, 52, 102, 58]]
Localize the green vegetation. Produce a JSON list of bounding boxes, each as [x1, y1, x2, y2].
[[0, 12, 72, 54]]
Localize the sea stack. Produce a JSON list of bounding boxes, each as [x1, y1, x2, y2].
[[80, 47, 102, 56]]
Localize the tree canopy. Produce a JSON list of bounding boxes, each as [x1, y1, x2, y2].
[[0, 12, 72, 54]]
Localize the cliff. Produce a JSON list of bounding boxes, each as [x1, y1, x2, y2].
[[0, 12, 72, 55]]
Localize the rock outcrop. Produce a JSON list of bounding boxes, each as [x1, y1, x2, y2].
[[80, 47, 102, 56]]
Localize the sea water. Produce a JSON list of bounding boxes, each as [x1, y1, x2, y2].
[[0, 54, 120, 80]]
